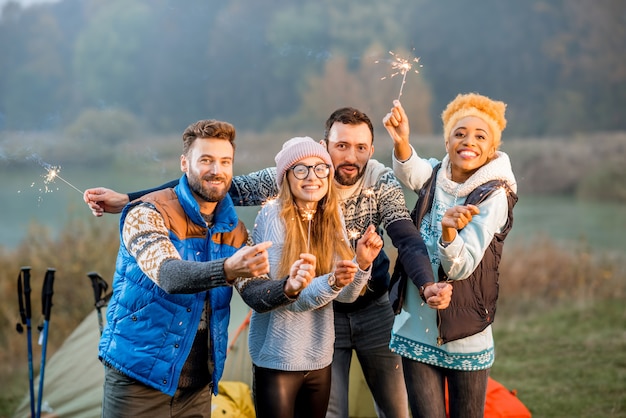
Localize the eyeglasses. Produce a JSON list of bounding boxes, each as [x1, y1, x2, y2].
[[289, 163, 331, 180]]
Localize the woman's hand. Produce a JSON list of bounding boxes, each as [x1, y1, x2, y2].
[[355, 225, 383, 270], [333, 259, 359, 289], [284, 253, 316, 297], [383, 100, 412, 161], [440, 204, 480, 243]]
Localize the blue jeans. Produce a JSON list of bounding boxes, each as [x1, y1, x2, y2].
[[402, 357, 489, 418], [326, 293, 409, 418]]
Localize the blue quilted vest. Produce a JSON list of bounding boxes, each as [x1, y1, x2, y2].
[[99, 175, 246, 396]]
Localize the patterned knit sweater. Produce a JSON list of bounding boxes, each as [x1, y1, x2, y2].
[[247, 202, 370, 371]]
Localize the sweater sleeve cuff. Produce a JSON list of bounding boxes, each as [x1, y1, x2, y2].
[[158, 258, 229, 294], [234, 276, 295, 313]]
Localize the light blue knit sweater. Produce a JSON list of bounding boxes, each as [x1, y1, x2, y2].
[[248, 202, 371, 371]]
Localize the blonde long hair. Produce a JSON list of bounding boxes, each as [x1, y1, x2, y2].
[[276, 177, 353, 278]]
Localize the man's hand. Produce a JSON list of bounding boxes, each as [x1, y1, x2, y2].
[[383, 100, 412, 161], [83, 187, 130, 217], [423, 282, 453, 310], [355, 225, 383, 270], [284, 253, 316, 297], [224, 241, 272, 282]]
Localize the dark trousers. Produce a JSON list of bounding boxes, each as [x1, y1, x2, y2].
[[102, 366, 212, 418], [402, 358, 489, 418]]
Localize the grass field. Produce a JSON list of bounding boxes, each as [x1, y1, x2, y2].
[[492, 298, 625, 417]]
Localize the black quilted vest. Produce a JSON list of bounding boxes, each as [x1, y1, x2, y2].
[[389, 163, 518, 344]]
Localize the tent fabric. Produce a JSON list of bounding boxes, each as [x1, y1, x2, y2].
[[211, 381, 255, 418], [483, 378, 532, 418], [14, 309, 104, 418]]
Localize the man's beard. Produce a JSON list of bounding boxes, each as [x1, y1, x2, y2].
[[188, 173, 230, 203], [333, 163, 366, 186]]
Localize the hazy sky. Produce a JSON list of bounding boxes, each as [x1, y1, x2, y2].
[[0, 0, 57, 12]]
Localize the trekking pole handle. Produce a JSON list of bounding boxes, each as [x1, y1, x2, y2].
[[23, 266, 32, 321], [87, 271, 108, 308], [42, 268, 56, 321], [17, 266, 32, 326]]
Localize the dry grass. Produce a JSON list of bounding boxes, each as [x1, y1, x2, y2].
[[0, 220, 119, 402], [496, 236, 625, 321]]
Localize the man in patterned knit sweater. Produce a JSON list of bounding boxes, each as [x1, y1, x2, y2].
[[85, 108, 452, 418], [98, 119, 311, 418]]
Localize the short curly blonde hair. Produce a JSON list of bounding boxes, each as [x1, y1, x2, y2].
[[442, 93, 507, 149]]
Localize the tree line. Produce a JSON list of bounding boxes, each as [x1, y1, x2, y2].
[[0, 0, 624, 138]]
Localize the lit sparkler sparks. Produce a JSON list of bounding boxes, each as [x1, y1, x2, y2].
[[43, 164, 84, 195], [299, 207, 316, 252], [376, 50, 422, 100], [348, 229, 361, 253]]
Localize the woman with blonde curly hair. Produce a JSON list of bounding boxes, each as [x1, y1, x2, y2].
[[249, 136, 383, 418], [384, 93, 518, 418]]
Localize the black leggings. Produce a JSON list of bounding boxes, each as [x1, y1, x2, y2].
[[252, 364, 332, 418]]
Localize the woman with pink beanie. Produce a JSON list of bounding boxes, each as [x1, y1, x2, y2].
[[248, 136, 383, 418]]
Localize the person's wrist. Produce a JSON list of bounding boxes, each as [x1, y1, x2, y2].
[[327, 273, 342, 291], [356, 259, 370, 270], [283, 276, 299, 298], [419, 282, 435, 301], [439, 237, 452, 248]]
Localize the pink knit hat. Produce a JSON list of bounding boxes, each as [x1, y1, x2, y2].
[[275, 136, 334, 187]]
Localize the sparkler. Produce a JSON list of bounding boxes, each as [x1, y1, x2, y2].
[[376, 50, 422, 101], [43, 164, 84, 195], [299, 207, 316, 252], [348, 229, 361, 253]]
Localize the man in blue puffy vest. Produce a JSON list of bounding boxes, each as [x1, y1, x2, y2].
[[99, 119, 309, 418]]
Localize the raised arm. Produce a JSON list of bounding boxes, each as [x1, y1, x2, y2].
[[83, 179, 179, 217], [84, 167, 280, 217], [383, 100, 412, 161], [229, 167, 279, 206]]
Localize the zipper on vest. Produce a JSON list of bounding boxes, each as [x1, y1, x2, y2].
[[435, 278, 453, 346], [437, 308, 444, 346]]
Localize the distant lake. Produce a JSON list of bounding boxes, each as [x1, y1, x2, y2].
[[1, 164, 624, 254]]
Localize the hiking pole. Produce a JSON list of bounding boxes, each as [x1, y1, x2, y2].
[[87, 271, 108, 335], [16, 266, 36, 418], [36, 268, 55, 418]]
